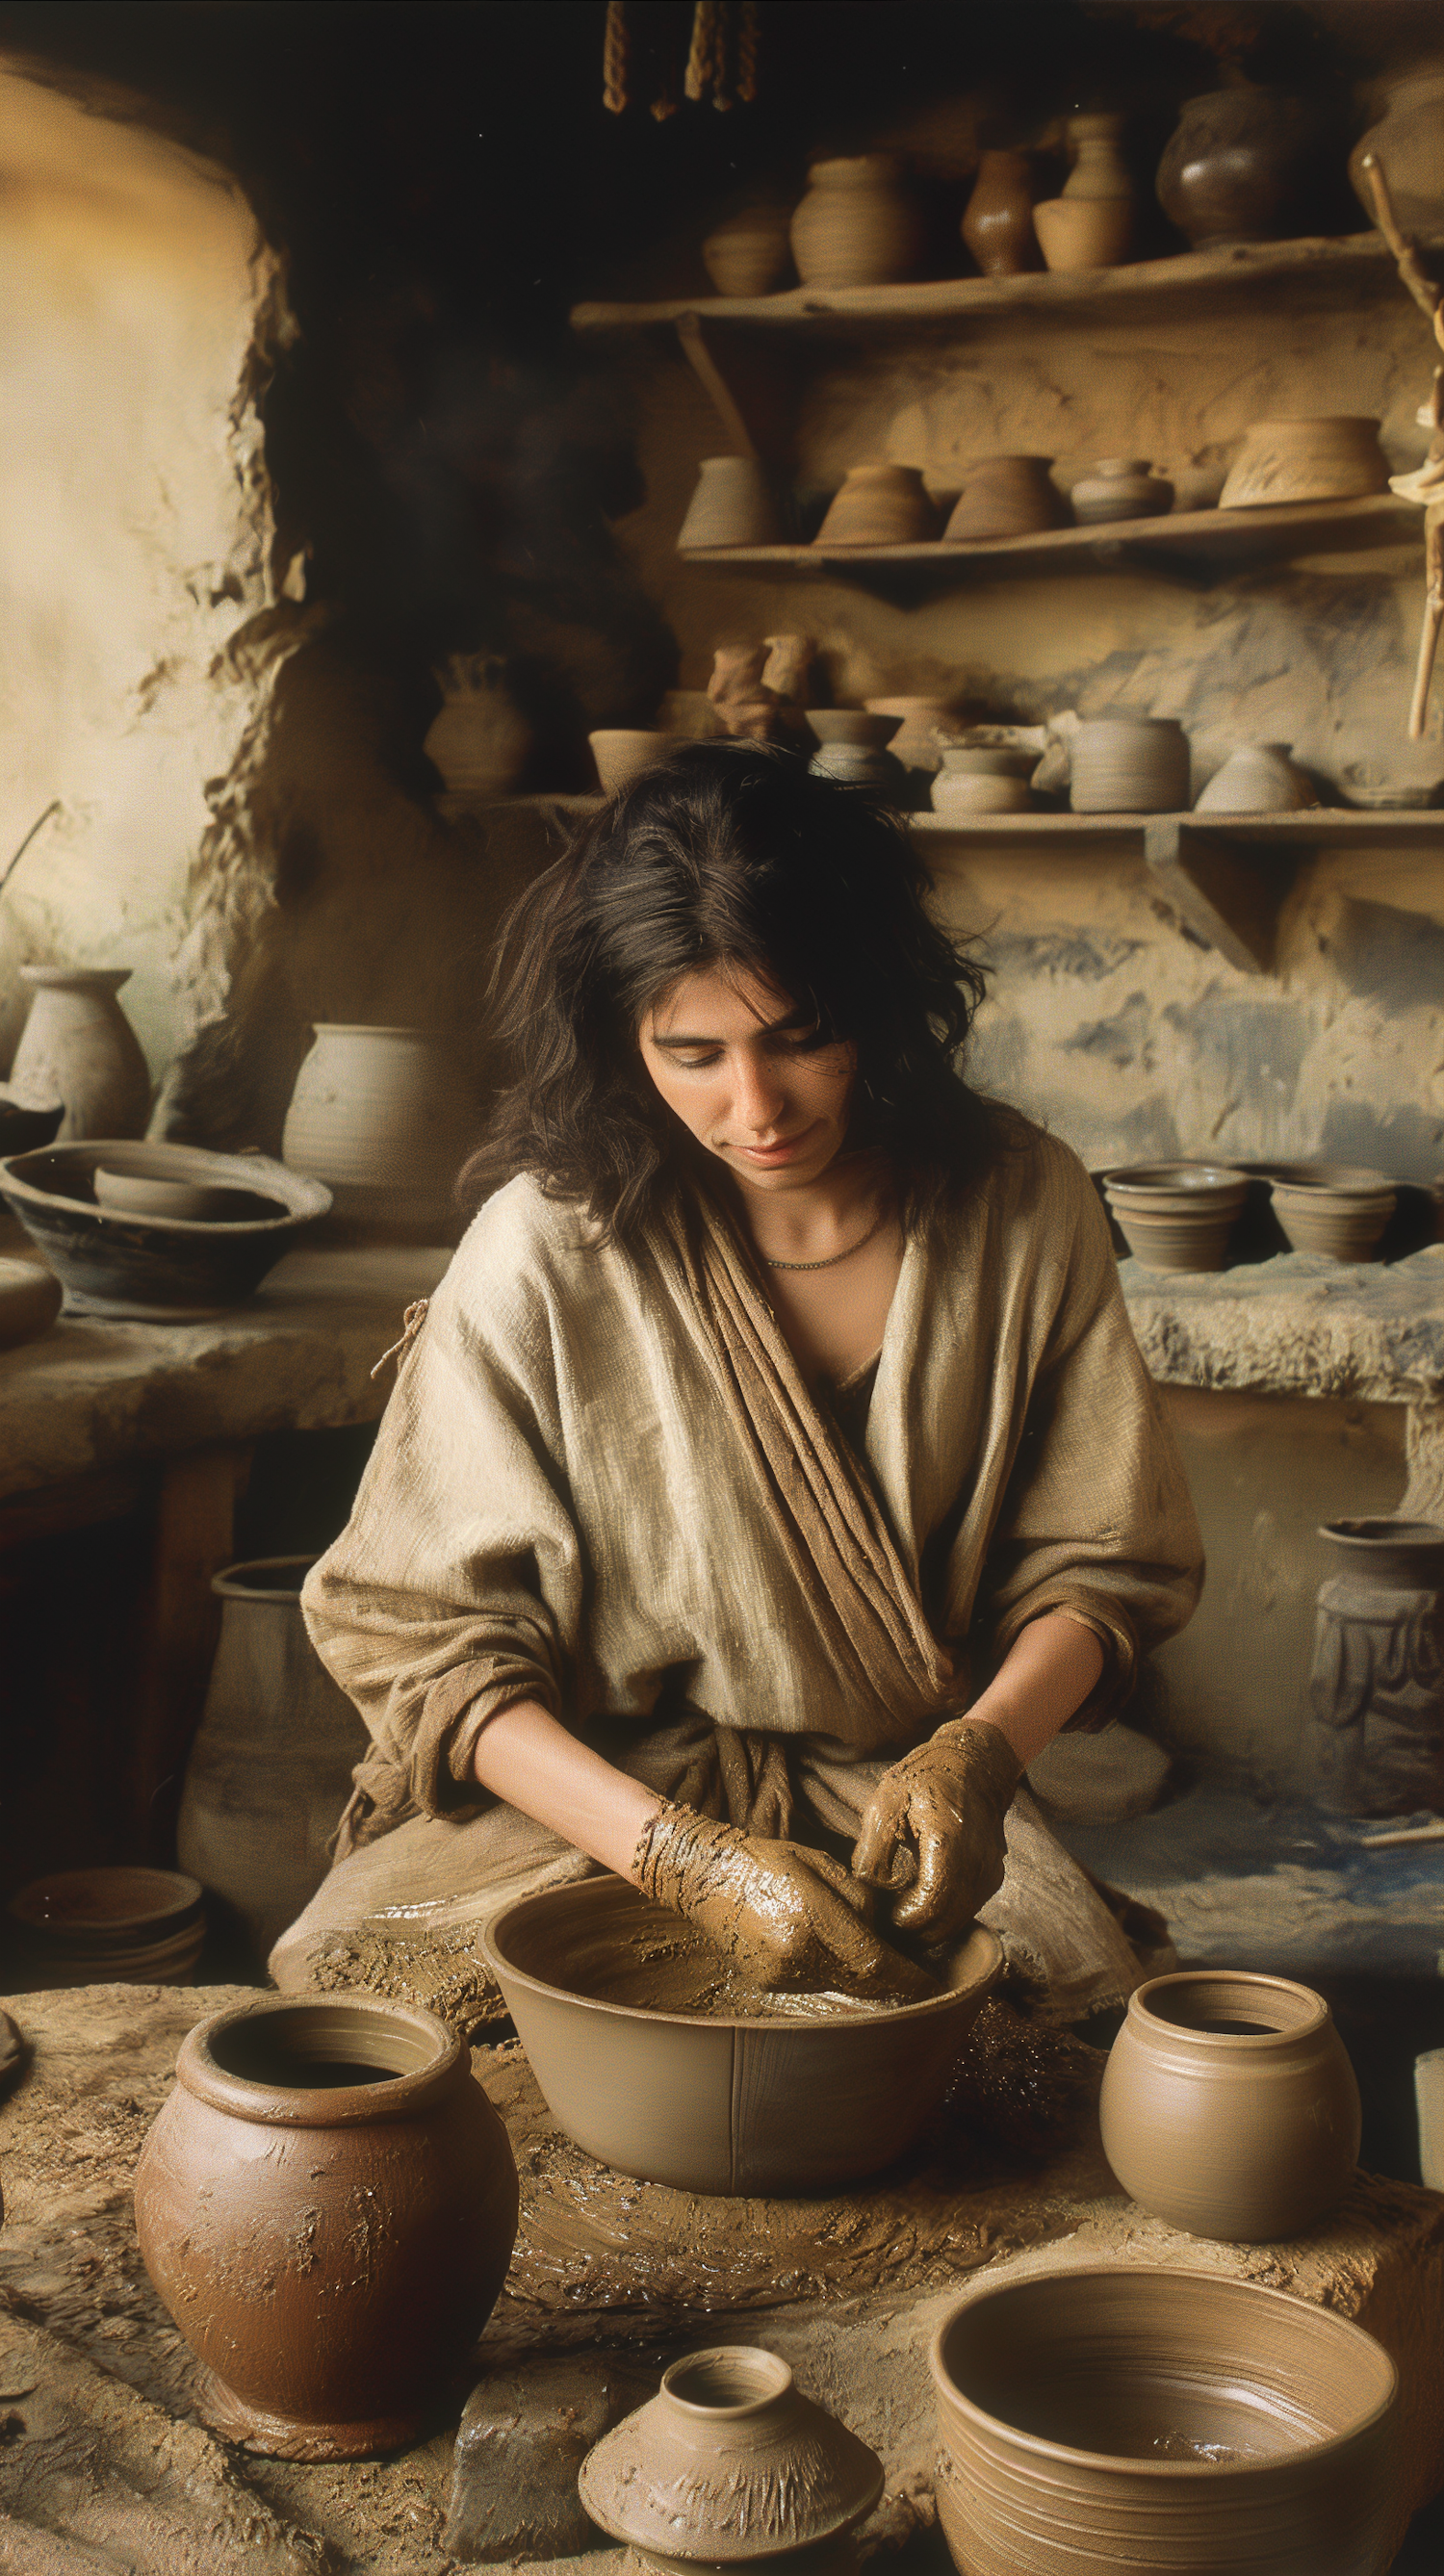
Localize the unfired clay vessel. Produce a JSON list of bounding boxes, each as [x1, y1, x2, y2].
[[94, 1166, 231, 1220], [580, 2347, 883, 2562], [806, 711, 904, 793], [1099, 1970, 1361, 2241], [703, 204, 792, 297], [1033, 194, 1133, 271], [1070, 716, 1189, 812], [789, 156, 924, 290], [1308, 1517, 1444, 1817], [0, 1141, 328, 1321], [1195, 743, 1315, 813], [678, 457, 785, 551], [178, 1558, 369, 1961], [944, 456, 1065, 543], [863, 697, 957, 773], [962, 151, 1039, 275], [1219, 417, 1391, 510], [589, 731, 674, 792], [1350, 64, 1444, 239], [930, 2266, 1397, 2576], [423, 657, 531, 799], [9, 1866, 204, 1987], [814, 465, 939, 546], [134, 1994, 519, 2458], [931, 748, 1035, 816], [282, 1024, 476, 1236], [9, 966, 150, 1142], [1101, 1161, 1248, 1272], [1160, 87, 1338, 247], [1271, 1171, 1395, 1262], [1070, 459, 1173, 525]]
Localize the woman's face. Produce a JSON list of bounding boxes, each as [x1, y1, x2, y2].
[[637, 964, 857, 1193]]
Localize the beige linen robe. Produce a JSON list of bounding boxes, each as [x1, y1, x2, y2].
[[273, 1122, 1203, 2017]]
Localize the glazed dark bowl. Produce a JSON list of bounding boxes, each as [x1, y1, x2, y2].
[[482, 1876, 1002, 2197], [0, 1142, 331, 1319]]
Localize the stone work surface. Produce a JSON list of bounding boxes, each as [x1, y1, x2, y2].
[[0, 1981, 1442, 2573], [1122, 1246, 1444, 1408]]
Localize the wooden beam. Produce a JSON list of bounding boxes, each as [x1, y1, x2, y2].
[[1144, 819, 1288, 975]]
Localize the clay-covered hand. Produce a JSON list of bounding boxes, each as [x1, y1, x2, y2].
[[632, 1804, 938, 2002], [851, 1720, 1022, 1945]]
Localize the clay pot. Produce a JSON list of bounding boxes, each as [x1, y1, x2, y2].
[[282, 1024, 476, 1237], [134, 1994, 519, 2458], [930, 2266, 1397, 2576], [678, 457, 785, 550], [962, 150, 1040, 275], [944, 456, 1065, 542], [1351, 66, 1444, 240], [1033, 195, 1134, 271], [0, 1254, 61, 1351], [1308, 1517, 1444, 1816], [580, 2346, 884, 2561], [177, 1558, 370, 1962], [1099, 1970, 1361, 2241], [1070, 458, 1173, 525], [864, 698, 960, 774], [702, 204, 792, 298], [1070, 716, 1189, 813], [1061, 112, 1133, 202], [1195, 743, 1316, 813], [806, 711, 905, 794], [1159, 87, 1340, 248], [423, 657, 531, 800], [814, 465, 939, 546], [480, 1877, 1003, 2195], [1271, 1172, 1395, 1262], [9, 966, 150, 1142], [1219, 417, 1391, 510], [1101, 1161, 1248, 1272], [0, 1141, 329, 1321], [1340, 742, 1444, 809], [789, 156, 924, 290], [931, 749, 1035, 816], [8, 1867, 204, 1986]]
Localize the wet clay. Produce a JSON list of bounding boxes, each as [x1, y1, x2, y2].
[[548, 1910, 905, 2021]]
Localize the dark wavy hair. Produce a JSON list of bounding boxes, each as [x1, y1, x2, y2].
[[463, 738, 1010, 1244]]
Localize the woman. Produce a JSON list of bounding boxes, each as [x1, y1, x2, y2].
[[272, 742, 1202, 2019]]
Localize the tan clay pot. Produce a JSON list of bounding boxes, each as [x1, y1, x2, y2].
[[1271, 1174, 1395, 1262], [134, 1994, 519, 2458], [702, 204, 792, 297], [1061, 113, 1133, 201], [1101, 1161, 1248, 1273], [1350, 65, 1444, 240], [930, 2266, 1397, 2576], [962, 150, 1040, 275], [789, 155, 924, 290], [806, 711, 904, 793], [423, 657, 531, 798], [1070, 716, 1189, 813], [863, 697, 959, 773], [931, 749, 1035, 815], [944, 456, 1065, 543], [1070, 458, 1173, 525], [1033, 194, 1134, 270], [1219, 417, 1391, 510], [9, 966, 150, 1142], [1100, 1971, 1361, 2241], [814, 465, 939, 546], [678, 457, 785, 550], [1195, 743, 1315, 813], [481, 1877, 1002, 2195], [281, 1023, 476, 1236], [589, 730, 673, 791], [579, 2346, 884, 2561]]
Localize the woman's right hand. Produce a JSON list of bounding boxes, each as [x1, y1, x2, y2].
[[632, 1804, 937, 2002]]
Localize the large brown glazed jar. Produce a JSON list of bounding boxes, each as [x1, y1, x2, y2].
[[1099, 1970, 1361, 2241], [1157, 88, 1337, 247], [134, 1995, 519, 2457]]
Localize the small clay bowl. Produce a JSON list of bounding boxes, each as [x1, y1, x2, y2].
[[0, 1143, 330, 1322], [813, 465, 939, 547], [1270, 1169, 1396, 1262], [482, 1877, 1002, 2196], [1102, 1162, 1249, 1273], [580, 2346, 884, 2562], [589, 730, 673, 794], [8, 1866, 206, 1984], [931, 2267, 1397, 2576], [805, 709, 901, 751], [94, 1166, 233, 1222]]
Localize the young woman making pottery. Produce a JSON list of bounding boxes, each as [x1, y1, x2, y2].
[[272, 744, 1202, 2019]]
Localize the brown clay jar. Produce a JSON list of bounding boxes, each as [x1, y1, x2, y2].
[[1099, 1969, 1361, 2242], [133, 1995, 519, 2457], [1157, 87, 1340, 247], [962, 151, 1039, 275]]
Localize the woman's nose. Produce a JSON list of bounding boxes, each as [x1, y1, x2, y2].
[[731, 1048, 786, 1133]]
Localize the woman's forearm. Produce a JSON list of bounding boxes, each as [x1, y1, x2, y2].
[[471, 1698, 664, 1878], [958, 1610, 1105, 1766]]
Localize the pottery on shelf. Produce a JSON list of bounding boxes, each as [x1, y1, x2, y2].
[[1339, 741, 1444, 809], [177, 1558, 370, 1963], [814, 465, 939, 547], [806, 710, 905, 793], [930, 2267, 1397, 2576], [944, 456, 1065, 543], [789, 155, 925, 291], [1061, 112, 1133, 201], [1033, 194, 1134, 272], [8, 1867, 204, 1986], [1351, 65, 1444, 240], [579, 2346, 884, 2562], [1219, 417, 1391, 510], [134, 1994, 519, 2459], [423, 657, 532, 801], [1270, 1167, 1396, 1262], [678, 457, 786, 551], [480, 1876, 1002, 2195], [0, 1142, 329, 1322], [282, 1023, 477, 1237], [1195, 743, 1316, 813], [1308, 1516, 1444, 1817], [931, 748, 1036, 816], [1159, 87, 1340, 248], [864, 698, 962, 774], [0, 1254, 62, 1351], [1070, 715, 1189, 813], [962, 150, 1040, 275], [1099, 1969, 1361, 2241], [703, 203, 792, 297], [1101, 1161, 1248, 1273], [9, 966, 150, 1142], [1070, 459, 1173, 525]]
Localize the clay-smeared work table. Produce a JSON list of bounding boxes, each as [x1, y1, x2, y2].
[[0, 1980, 1441, 2575]]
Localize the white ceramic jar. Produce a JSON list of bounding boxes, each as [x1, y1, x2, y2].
[[281, 1023, 474, 1236]]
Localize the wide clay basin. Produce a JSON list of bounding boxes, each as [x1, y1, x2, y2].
[[482, 1875, 1001, 2196]]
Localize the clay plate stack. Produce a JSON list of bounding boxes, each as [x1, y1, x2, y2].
[[8, 1867, 205, 1986]]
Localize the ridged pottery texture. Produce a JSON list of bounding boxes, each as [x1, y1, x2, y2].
[[930, 2267, 1397, 2576], [789, 156, 923, 289], [133, 1995, 519, 2457], [281, 1023, 474, 1235], [1099, 1971, 1361, 2241], [9, 967, 150, 1141]]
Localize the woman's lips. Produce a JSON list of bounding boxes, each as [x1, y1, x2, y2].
[[733, 1125, 816, 1165]]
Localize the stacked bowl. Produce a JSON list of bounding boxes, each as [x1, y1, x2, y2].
[[8, 1867, 205, 1986], [1101, 1163, 1248, 1272]]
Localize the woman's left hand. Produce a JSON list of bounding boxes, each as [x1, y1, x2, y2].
[[852, 1719, 1022, 1943]]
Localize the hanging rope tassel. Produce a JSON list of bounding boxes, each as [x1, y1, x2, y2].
[[685, 0, 721, 103], [737, 0, 761, 104], [371, 1299, 430, 1379], [603, 0, 630, 115]]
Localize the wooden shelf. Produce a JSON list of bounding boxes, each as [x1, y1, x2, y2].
[[912, 808, 1444, 849]]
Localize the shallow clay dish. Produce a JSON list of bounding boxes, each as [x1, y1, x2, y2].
[[579, 2346, 884, 2562], [8, 1866, 205, 1985], [930, 2266, 1397, 2576], [0, 1142, 329, 1321], [481, 1877, 1002, 2195]]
